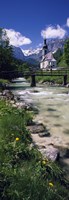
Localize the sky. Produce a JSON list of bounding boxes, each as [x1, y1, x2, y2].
[[0, 0, 69, 55]]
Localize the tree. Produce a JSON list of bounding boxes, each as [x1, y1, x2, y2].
[[64, 39, 69, 66], [0, 28, 31, 79], [0, 28, 9, 47], [53, 48, 63, 65], [0, 28, 13, 73]]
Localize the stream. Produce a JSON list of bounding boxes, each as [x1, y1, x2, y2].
[[11, 77, 69, 177]]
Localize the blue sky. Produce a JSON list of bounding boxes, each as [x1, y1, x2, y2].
[[0, 0, 69, 55]]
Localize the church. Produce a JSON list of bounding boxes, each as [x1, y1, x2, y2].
[[40, 38, 57, 70]]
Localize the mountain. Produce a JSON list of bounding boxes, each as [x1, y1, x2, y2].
[[12, 38, 68, 64], [22, 48, 42, 61], [29, 38, 66, 61], [25, 50, 42, 62], [12, 46, 25, 61], [25, 57, 39, 66], [23, 38, 67, 62], [47, 38, 66, 52], [12, 45, 39, 65]]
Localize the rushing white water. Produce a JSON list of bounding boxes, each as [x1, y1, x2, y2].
[[12, 78, 69, 145], [11, 78, 69, 174]]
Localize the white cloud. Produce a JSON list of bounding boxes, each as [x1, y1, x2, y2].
[[66, 18, 69, 27], [41, 25, 66, 39], [4, 29, 32, 47], [37, 43, 42, 48]]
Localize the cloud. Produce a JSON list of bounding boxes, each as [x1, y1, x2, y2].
[[41, 25, 66, 39], [4, 29, 32, 47], [66, 18, 69, 27], [37, 43, 42, 48]]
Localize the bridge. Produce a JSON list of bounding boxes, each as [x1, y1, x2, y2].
[[30, 72, 67, 87], [0, 69, 68, 87]]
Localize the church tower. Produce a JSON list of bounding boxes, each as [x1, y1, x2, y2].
[[42, 38, 48, 59]]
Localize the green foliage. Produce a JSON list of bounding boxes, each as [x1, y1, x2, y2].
[[0, 28, 12, 64], [0, 79, 9, 84], [0, 100, 69, 200], [64, 39, 69, 66], [0, 28, 15, 80], [17, 62, 31, 77], [54, 48, 63, 65], [0, 28, 9, 47], [58, 54, 68, 67], [53, 47, 68, 67], [0, 28, 31, 79], [36, 74, 60, 84]]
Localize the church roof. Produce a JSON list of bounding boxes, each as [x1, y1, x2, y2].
[[41, 52, 56, 62]]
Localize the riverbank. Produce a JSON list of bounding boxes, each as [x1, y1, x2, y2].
[[2, 87, 69, 166], [1, 83, 69, 157], [0, 89, 69, 199]]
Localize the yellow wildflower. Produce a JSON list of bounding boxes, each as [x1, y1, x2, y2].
[[16, 137, 20, 141], [42, 158, 48, 165], [49, 182, 54, 187], [42, 160, 46, 165]]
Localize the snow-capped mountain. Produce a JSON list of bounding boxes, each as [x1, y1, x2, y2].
[[12, 38, 68, 64], [12, 45, 39, 65], [23, 38, 67, 62], [47, 38, 66, 52], [24, 49, 42, 62]]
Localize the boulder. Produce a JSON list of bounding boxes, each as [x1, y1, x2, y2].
[[15, 102, 26, 109], [27, 123, 45, 134], [66, 83, 69, 88], [39, 131, 50, 137], [38, 127, 50, 137], [55, 145, 69, 158], [39, 145, 60, 161], [3, 90, 14, 100]]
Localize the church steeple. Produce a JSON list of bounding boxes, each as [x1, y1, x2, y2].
[[42, 38, 48, 58]]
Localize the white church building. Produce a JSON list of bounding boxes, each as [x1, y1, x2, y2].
[[40, 39, 57, 70]]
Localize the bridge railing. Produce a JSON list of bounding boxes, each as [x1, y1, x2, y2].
[[0, 68, 69, 79], [34, 68, 69, 76]]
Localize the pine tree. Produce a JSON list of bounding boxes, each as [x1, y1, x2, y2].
[[0, 28, 13, 72], [64, 39, 69, 66]]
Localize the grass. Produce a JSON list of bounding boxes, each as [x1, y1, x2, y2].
[[0, 79, 9, 84], [0, 99, 69, 200]]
